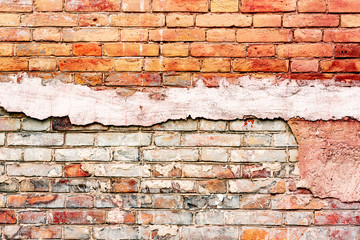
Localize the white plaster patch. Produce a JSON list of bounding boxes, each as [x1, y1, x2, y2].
[[0, 74, 359, 126]]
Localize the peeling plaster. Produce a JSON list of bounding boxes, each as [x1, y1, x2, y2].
[[1, 74, 360, 126]]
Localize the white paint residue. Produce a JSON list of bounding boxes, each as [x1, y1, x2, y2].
[[1, 74, 360, 126]]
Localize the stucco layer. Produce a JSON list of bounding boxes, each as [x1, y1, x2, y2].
[[289, 119, 360, 202]]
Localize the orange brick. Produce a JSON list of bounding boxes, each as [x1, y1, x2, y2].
[[122, 0, 151, 12], [110, 14, 165, 27], [35, 0, 63, 11], [105, 73, 161, 86], [329, 0, 359, 13], [149, 29, 205, 42], [211, 0, 238, 12], [253, 14, 281, 27], [277, 44, 333, 58], [233, 59, 288, 72], [74, 73, 103, 86], [29, 58, 57, 71], [324, 29, 360, 42], [21, 13, 77, 27], [163, 73, 192, 86], [321, 59, 360, 72], [162, 43, 189, 57], [294, 29, 322, 42], [16, 43, 72, 56], [121, 29, 148, 42], [73, 43, 102, 56], [166, 14, 194, 27], [115, 59, 143, 72], [248, 45, 275, 57], [153, 0, 208, 12], [0, 44, 14, 56], [196, 14, 251, 27], [145, 58, 200, 72], [104, 43, 159, 57], [291, 60, 319, 72], [207, 29, 236, 42], [59, 58, 114, 72], [241, 229, 269, 240], [298, 0, 326, 12], [79, 14, 108, 27], [341, 15, 360, 27], [63, 28, 119, 42], [0, 58, 28, 71], [0, 29, 31, 42], [241, 0, 296, 12], [33, 28, 61, 42], [191, 43, 246, 57], [202, 58, 231, 72], [0, 0, 32, 12], [237, 29, 292, 42], [65, 0, 121, 11], [283, 14, 339, 27], [0, 14, 20, 26]]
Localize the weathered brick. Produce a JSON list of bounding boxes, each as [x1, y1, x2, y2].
[[0, 29, 31, 41], [74, 73, 103, 86], [253, 14, 282, 27], [0, 148, 22, 161], [33, 28, 61, 42], [52, 179, 110, 193], [207, 29, 236, 42], [0, 117, 20, 131], [21, 13, 77, 27], [35, 0, 63, 11], [226, 210, 282, 225], [241, 228, 270, 240], [248, 44, 275, 57], [321, 59, 360, 72], [17, 43, 72, 56], [181, 226, 239, 239], [329, 227, 360, 240], [196, 14, 251, 27], [231, 149, 287, 162], [335, 44, 360, 58], [285, 211, 314, 225], [22, 118, 51, 131], [94, 227, 145, 240], [342, 15, 360, 27], [271, 195, 328, 210], [167, 14, 194, 27], [59, 58, 114, 72], [0, 14, 20, 26], [4, 226, 62, 239], [201, 148, 228, 162], [0, 58, 28, 71], [49, 210, 106, 224], [7, 133, 63, 146], [0, 44, 14, 56], [298, 0, 326, 12], [291, 59, 319, 73], [241, 195, 271, 209], [20, 179, 50, 192], [152, 119, 198, 131], [183, 164, 240, 178], [105, 73, 161, 86], [139, 210, 192, 225], [277, 44, 333, 58], [229, 179, 286, 193], [241, 0, 296, 12], [154, 133, 181, 146], [143, 149, 198, 162], [149, 29, 205, 42], [283, 14, 339, 27], [19, 211, 46, 224], [64, 226, 91, 240], [65, 0, 121, 11], [67, 195, 94, 208], [110, 14, 165, 27], [141, 180, 196, 193], [7, 164, 62, 177], [8, 194, 65, 208], [202, 58, 231, 72], [0, 0, 32, 12], [112, 179, 138, 193], [315, 211, 360, 225], [115, 59, 143, 72], [24, 148, 52, 161], [97, 133, 151, 146], [191, 43, 246, 57], [79, 13, 108, 27], [29, 58, 57, 71], [163, 73, 192, 86], [329, 0, 359, 13], [153, 195, 181, 209], [183, 133, 241, 146], [199, 179, 227, 193], [234, 59, 289, 72], [0, 133, 4, 145], [324, 29, 360, 42], [211, 0, 238, 12], [121, 29, 148, 42], [107, 209, 135, 224], [104, 43, 159, 57], [162, 43, 189, 57], [55, 148, 110, 161], [237, 29, 292, 42], [153, 0, 208, 12], [94, 164, 151, 177], [145, 58, 201, 72], [294, 29, 323, 42], [63, 28, 119, 42]]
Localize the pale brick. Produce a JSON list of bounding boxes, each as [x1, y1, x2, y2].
[[113, 147, 139, 161], [63, 28, 119, 42], [0, 118, 21, 131], [229, 179, 284, 193], [285, 211, 314, 225], [141, 180, 196, 193], [151, 119, 197, 131], [139, 211, 192, 225], [184, 195, 239, 209], [0, 148, 22, 161], [94, 164, 151, 177], [21, 13, 77, 27], [33, 28, 61, 42], [65, 133, 94, 146], [225, 210, 282, 225], [0, 14, 20, 26], [22, 118, 50, 131], [7, 133, 63, 146], [0, 44, 14, 56], [183, 134, 241, 146], [289, 149, 299, 162], [94, 227, 144, 240], [211, 0, 238, 12], [154, 133, 181, 146], [231, 150, 287, 162], [183, 164, 240, 178], [244, 134, 271, 147], [55, 148, 111, 161], [64, 227, 91, 240], [273, 133, 298, 147], [201, 148, 228, 162], [7, 164, 62, 177], [181, 226, 239, 240], [24, 148, 52, 161], [35, 0, 63, 11], [97, 133, 151, 146], [166, 14, 194, 27], [143, 149, 199, 162], [230, 119, 287, 131], [0, 133, 4, 145], [195, 211, 225, 225], [29, 58, 57, 71], [199, 119, 227, 131]]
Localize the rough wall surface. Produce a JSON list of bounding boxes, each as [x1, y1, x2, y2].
[[1, 0, 360, 239]]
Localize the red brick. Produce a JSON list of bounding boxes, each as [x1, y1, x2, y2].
[[145, 58, 201, 72], [193, 73, 245, 87], [149, 29, 205, 42], [315, 211, 360, 225], [321, 59, 360, 72], [0, 210, 16, 224], [242, 165, 271, 178], [19, 211, 46, 224], [248, 44, 275, 57], [329, 0, 360, 13], [294, 29, 323, 42], [0, 29, 31, 41], [73, 43, 102, 56], [191, 43, 246, 57], [65, 164, 91, 177], [110, 14, 165, 27], [79, 14, 108, 27], [298, 0, 326, 12], [5, 226, 62, 239], [233, 59, 288, 72], [65, 0, 121, 11], [59, 58, 114, 72], [324, 29, 360, 42], [67, 195, 94, 208], [21, 13, 77, 27], [335, 44, 360, 58], [0, 0, 32, 12], [111, 179, 138, 192], [237, 29, 292, 42], [105, 73, 161, 86], [277, 44, 334, 58], [0, 58, 28, 71], [291, 60, 319, 72], [196, 14, 252, 27], [49, 210, 105, 224], [283, 14, 339, 27], [241, 0, 296, 12], [153, 0, 208, 12], [104, 43, 159, 57]]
